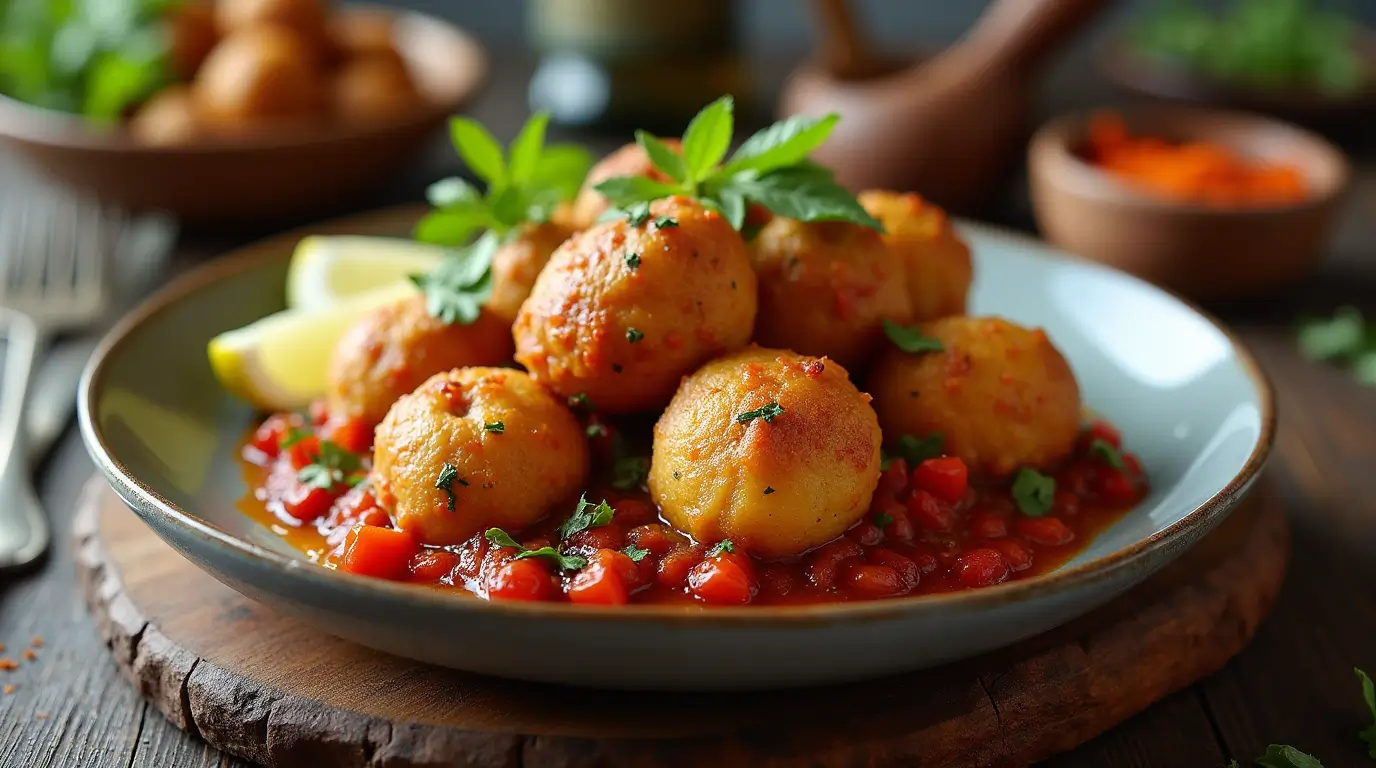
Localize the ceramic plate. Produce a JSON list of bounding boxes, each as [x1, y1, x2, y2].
[[79, 207, 1274, 691]]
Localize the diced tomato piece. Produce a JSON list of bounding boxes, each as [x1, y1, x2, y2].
[[876, 459, 909, 498], [993, 539, 1032, 572], [657, 546, 702, 589], [850, 522, 883, 546], [626, 524, 681, 557], [1056, 463, 1092, 496], [912, 457, 969, 503], [409, 550, 459, 582], [759, 565, 796, 597], [281, 483, 334, 523], [969, 512, 1008, 539], [357, 507, 390, 528], [913, 551, 939, 574], [1052, 490, 1080, 518], [288, 436, 321, 470], [1087, 420, 1121, 448], [1016, 516, 1075, 546], [611, 498, 656, 527], [249, 414, 294, 459], [955, 548, 1010, 589], [843, 563, 905, 597], [806, 539, 864, 590], [867, 548, 920, 591], [487, 559, 556, 601], [565, 524, 624, 554], [906, 490, 954, 533], [339, 524, 419, 580], [1095, 469, 1137, 505], [883, 505, 915, 543], [309, 399, 331, 426], [328, 417, 374, 454], [1122, 452, 1143, 479], [568, 551, 632, 605], [687, 553, 755, 605]]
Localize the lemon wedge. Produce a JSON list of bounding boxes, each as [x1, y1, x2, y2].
[[286, 236, 445, 310], [209, 281, 417, 411]]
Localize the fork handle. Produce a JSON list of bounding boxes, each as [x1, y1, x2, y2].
[[0, 309, 49, 572]]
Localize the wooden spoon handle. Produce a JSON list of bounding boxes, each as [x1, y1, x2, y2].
[[959, 0, 1108, 76]]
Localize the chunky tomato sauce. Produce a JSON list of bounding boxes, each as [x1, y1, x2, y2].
[[239, 403, 1147, 606]]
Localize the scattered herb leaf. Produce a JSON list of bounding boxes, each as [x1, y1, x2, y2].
[[626, 328, 644, 344], [409, 231, 498, 325], [435, 462, 461, 511], [625, 202, 652, 227], [883, 319, 945, 354], [1298, 306, 1366, 361], [764, 486, 776, 495], [568, 393, 591, 411], [1012, 468, 1056, 517], [654, 216, 679, 229], [586, 422, 608, 438], [708, 540, 735, 557], [484, 421, 505, 434], [623, 544, 651, 563], [737, 402, 785, 424], [557, 494, 616, 540], [611, 433, 650, 490], [1090, 438, 1125, 469], [1255, 744, 1324, 768], [624, 252, 641, 270], [297, 440, 364, 491], [279, 428, 311, 450], [892, 433, 944, 467], [874, 512, 894, 528], [1357, 667, 1376, 758], [484, 529, 587, 572]]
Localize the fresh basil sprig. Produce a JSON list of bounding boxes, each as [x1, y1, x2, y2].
[[416, 112, 593, 246], [593, 96, 882, 232]]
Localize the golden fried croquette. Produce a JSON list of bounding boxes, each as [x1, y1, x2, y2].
[[514, 196, 757, 414], [649, 347, 882, 558], [487, 220, 575, 324], [371, 367, 589, 545], [129, 86, 201, 147], [327, 294, 513, 426], [750, 217, 912, 370], [194, 25, 323, 130], [568, 139, 681, 229], [867, 316, 1080, 477], [330, 53, 418, 122], [859, 190, 973, 322]]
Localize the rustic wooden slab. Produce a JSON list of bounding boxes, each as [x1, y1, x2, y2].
[[73, 475, 1289, 768]]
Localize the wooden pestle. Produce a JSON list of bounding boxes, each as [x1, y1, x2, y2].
[[783, 0, 1107, 212]]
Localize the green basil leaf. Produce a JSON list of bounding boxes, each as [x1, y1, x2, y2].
[[636, 130, 686, 184], [413, 205, 491, 246], [557, 494, 616, 540], [722, 113, 840, 176], [426, 177, 482, 208], [593, 176, 683, 209], [484, 528, 524, 550], [679, 95, 734, 182], [715, 188, 747, 230], [488, 186, 530, 229], [883, 319, 944, 354], [727, 169, 883, 230], [622, 544, 650, 563], [507, 111, 550, 185], [1255, 744, 1324, 768], [528, 143, 595, 201], [1012, 468, 1056, 517], [449, 117, 507, 188]]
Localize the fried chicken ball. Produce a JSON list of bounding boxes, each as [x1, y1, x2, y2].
[[194, 25, 324, 130], [514, 196, 757, 414], [487, 220, 576, 324], [750, 217, 912, 370], [372, 367, 589, 545], [327, 294, 514, 426], [568, 139, 680, 229], [129, 86, 201, 147], [859, 190, 973, 321], [215, 0, 329, 49], [867, 316, 1081, 477], [649, 347, 882, 558], [331, 53, 418, 122]]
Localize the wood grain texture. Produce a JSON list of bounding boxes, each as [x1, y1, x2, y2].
[[72, 475, 1286, 768]]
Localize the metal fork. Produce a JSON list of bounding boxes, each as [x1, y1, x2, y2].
[[0, 194, 111, 571]]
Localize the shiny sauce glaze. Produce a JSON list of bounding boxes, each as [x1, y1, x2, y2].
[[239, 403, 1148, 606]]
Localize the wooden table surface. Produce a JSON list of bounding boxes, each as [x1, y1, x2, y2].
[[2, 57, 1375, 768]]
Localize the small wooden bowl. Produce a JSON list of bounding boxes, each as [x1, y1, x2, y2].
[[1028, 106, 1349, 301], [0, 7, 486, 226]]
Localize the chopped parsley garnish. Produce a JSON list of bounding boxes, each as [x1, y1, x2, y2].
[[484, 421, 505, 434], [624, 252, 641, 270], [888, 433, 943, 468], [626, 328, 644, 343], [873, 512, 893, 528], [1089, 438, 1125, 469], [586, 422, 608, 438], [707, 540, 735, 557], [654, 216, 678, 229], [557, 494, 615, 541], [297, 440, 365, 491], [763, 486, 776, 495], [610, 433, 650, 490], [1358, 667, 1376, 758], [1012, 468, 1056, 517], [623, 544, 650, 563], [736, 401, 784, 424], [434, 462, 462, 511], [409, 232, 498, 326], [484, 529, 587, 572], [568, 392, 591, 411], [593, 96, 881, 231], [278, 428, 311, 450], [883, 319, 945, 354]]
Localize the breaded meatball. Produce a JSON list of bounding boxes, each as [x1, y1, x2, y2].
[[331, 54, 418, 122], [650, 347, 882, 558], [129, 86, 200, 147], [372, 367, 589, 545], [327, 294, 513, 426], [514, 196, 757, 414], [867, 316, 1081, 477], [860, 190, 973, 321], [569, 139, 680, 229], [750, 217, 912, 370], [215, 0, 329, 47], [194, 25, 323, 131], [487, 220, 575, 323]]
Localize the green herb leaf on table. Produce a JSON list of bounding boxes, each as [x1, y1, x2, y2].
[[1298, 306, 1366, 361], [1254, 744, 1324, 768], [409, 231, 498, 326], [557, 494, 616, 541], [1012, 468, 1055, 517], [435, 462, 461, 511], [708, 540, 735, 557], [1090, 438, 1125, 470], [1357, 667, 1376, 758], [737, 402, 785, 424], [298, 441, 364, 491], [484, 529, 587, 572], [592, 98, 881, 232], [883, 319, 945, 354], [623, 544, 650, 563]]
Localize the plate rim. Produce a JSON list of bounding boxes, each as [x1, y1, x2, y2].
[[77, 206, 1277, 627]]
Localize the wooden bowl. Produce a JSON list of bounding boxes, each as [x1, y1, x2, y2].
[[1028, 106, 1349, 301], [1097, 35, 1376, 129], [0, 7, 486, 226]]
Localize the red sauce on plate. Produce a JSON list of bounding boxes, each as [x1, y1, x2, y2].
[[238, 408, 1147, 606]]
